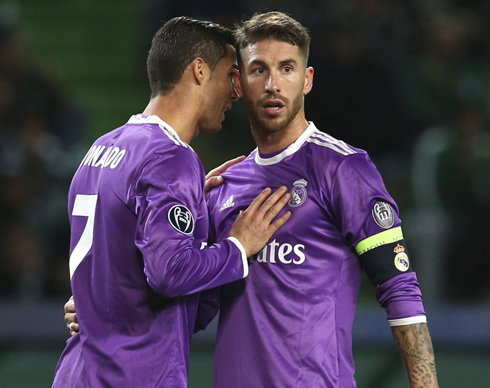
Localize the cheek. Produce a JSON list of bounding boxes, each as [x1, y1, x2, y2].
[[242, 82, 261, 100], [287, 78, 305, 97]]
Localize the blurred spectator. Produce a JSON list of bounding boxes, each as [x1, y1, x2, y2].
[[437, 101, 490, 300], [0, 19, 84, 299], [396, 6, 490, 131]]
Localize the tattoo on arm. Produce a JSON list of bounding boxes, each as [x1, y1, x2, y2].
[[391, 323, 439, 387]]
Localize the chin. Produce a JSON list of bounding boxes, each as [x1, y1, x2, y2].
[[259, 118, 289, 134]]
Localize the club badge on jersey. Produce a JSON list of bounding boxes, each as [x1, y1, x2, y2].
[[393, 244, 410, 272], [288, 179, 308, 208], [168, 205, 194, 235]]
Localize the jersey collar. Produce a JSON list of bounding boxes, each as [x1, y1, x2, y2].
[[254, 122, 317, 166], [128, 114, 189, 148]]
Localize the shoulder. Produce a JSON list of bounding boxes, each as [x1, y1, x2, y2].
[[305, 124, 368, 162], [125, 117, 190, 149], [113, 116, 203, 182], [300, 124, 377, 181], [123, 115, 200, 166]]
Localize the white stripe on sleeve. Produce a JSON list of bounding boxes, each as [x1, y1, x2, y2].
[[388, 315, 427, 327], [227, 237, 249, 278]]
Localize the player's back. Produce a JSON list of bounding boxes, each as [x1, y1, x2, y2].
[[53, 115, 203, 387]]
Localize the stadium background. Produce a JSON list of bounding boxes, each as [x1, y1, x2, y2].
[[0, 0, 489, 386]]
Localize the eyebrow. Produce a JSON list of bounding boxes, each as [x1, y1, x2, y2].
[[249, 58, 298, 67]]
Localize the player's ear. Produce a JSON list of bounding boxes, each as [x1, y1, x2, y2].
[[303, 66, 314, 95], [192, 58, 208, 85], [233, 69, 243, 97]]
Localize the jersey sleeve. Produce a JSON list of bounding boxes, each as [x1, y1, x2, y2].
[[329, 153, 401, 249], [330, 153, 426, 324], [132, 145, 248, 299], [194, 287, 221, 333], [206, 190, 219, 246]]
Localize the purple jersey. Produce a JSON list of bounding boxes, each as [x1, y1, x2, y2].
[[53, 114, 247, 388], [205, 123, 425, 388]]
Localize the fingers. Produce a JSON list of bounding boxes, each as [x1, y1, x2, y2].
[[228, 186, 293, 258], [243, 187, 272, 215], [205, 156, 246, 180], [258, 186, 290, 223], [215, 155, 246, 174], [68, 322, 79, 336], [65, 312, 78, 324], [64, 295, 79, 336], [268, 210, 292, 235], [204, 175, 223, 196], [66, 311, 79, 336], [64, 295, 75, 314], [242, 186, 290, 221], [204, 156, 246, 196]]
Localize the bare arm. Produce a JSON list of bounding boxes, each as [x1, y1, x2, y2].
[[391, 323, 438, 387]]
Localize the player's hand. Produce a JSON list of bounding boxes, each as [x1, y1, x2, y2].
[[229, 187, 291, 257], [64, 295, 79, 336], [205, 156, 246, 196]]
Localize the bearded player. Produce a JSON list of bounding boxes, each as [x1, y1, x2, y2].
[[199, 12, 439, 388]]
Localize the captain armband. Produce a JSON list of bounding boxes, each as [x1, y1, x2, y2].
[[355, 227, 413, 286]]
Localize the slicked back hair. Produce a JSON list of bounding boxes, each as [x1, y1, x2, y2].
[[147, 17, 234, 97], [234, 12, 311, 66]]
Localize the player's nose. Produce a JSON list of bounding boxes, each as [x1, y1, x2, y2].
[[265, 72, 280, 94]]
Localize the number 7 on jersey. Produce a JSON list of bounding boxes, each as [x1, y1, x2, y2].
[[70, 194, 98, 279]]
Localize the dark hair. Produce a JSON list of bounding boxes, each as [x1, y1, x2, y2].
[[147, 17, 234, 97], [234, 12, 311, 64]]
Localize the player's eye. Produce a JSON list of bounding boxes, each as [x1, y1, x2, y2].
[[283, 65, 293, 72], [254, 67, 265, 74]]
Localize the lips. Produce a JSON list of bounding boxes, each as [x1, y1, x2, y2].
[[262, 99, 285, 116]]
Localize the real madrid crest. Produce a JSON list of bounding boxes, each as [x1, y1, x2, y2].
[[288, 179, 308, 207], [393, 244, 410, 272]]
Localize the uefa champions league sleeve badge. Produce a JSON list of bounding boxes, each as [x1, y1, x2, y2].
[[288, 179, 308, 207], [168, 205, 195, 235]]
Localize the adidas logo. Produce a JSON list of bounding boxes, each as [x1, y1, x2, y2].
[[220, 195, 235, 211]]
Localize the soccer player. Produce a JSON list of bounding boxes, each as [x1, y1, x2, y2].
[[52, 17, 291, 388], [198, 12, 439, 387]]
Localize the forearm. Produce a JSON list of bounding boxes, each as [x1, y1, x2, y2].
[[145, 238, 247, 298], [391, 323, 438, 387]]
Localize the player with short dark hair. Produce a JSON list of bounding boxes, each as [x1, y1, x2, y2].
[[233, 11, 311, 64], [147, 17, 234, 96], [52, 16, 291, 388], [199, 12, 439, 387]]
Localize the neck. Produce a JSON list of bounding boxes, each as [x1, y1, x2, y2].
[[252, 114, 309, 154], [143, 91, 201, 144]]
